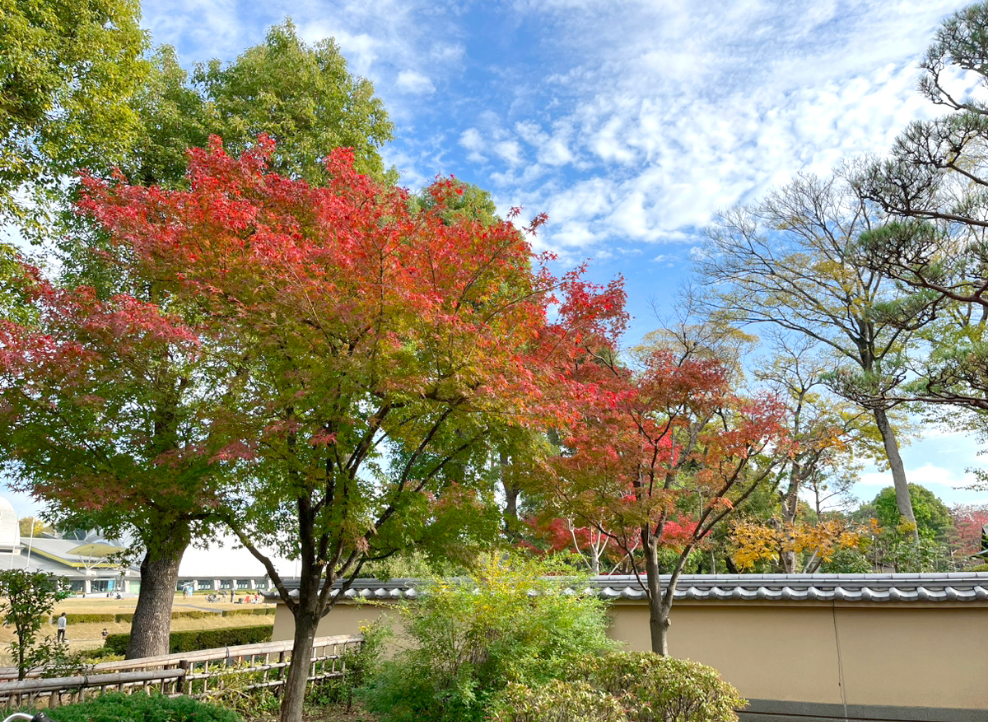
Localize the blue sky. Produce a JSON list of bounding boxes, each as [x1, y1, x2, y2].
[[7, 0, 988, 515]]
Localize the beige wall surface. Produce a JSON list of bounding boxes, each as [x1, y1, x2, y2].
[[274, 601, 988, 710]]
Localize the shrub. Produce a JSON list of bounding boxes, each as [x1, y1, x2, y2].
[[41, 692, 241, 722], [104, 624, 272, 655], [195, 661, 281, 717], [968, 563, 988, 572], [565, 652, 745, 722], [489, 680, 628, 722], [77, 646, 124, 662], [358, 554, 615, 722]]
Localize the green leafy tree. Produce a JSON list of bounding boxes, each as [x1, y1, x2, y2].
[[873, 484, 952, 541], [853, 2, 988, 415], [0, 0, 148, 231], [0, 570, 69, 679], [191, 20, 394, 184]]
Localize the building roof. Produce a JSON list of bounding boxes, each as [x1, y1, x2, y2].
[[265, 572, 988, 604], [25, 538, 124, 569]]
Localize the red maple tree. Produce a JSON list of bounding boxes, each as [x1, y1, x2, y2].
[[546, 340, 790, 655], [75, 136, 624, 722]]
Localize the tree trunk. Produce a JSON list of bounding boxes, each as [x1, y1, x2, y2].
[[16, 638, 26, 680], [873, 408, 919, 542], [644, 537, 670, 656], [280, 609, 319, 722], [780, 465, 801, 573], [501, 450, 520, 535], [125, 520, 190, 659]]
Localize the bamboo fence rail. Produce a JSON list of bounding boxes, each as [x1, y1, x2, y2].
[[0, 635, 364, 711]]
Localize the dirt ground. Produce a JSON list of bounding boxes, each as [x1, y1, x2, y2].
[[0, 594, 276, 653]]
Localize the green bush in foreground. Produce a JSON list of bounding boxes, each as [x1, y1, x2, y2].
[[104, 624, 272, 655], [37, 692, 241, 722], [490, 680, 628, 722], [358, 555, 616, 722], [491, 652, 744, 722]]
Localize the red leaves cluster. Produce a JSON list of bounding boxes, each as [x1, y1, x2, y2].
[[78, 137, 621, 435]]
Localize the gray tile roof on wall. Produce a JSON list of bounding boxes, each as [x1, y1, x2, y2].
[[264, 572, 988, 604]]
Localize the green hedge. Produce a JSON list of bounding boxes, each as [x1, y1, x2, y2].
[[37, 692, 241, 722], [172, 610, 214, 620], [105, 624, 273, 655], [222, 607, 275, 618], [51, 613, 116, 624], [51, 610, 240, 625], [76, 646, 125, 662]]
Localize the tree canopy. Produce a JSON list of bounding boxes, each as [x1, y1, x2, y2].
[[0, 0, 148, 229]]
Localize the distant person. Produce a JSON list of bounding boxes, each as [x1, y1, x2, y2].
[[101, 628, 108, 641], [56, 613, 67, 643]]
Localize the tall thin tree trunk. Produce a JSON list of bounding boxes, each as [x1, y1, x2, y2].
[[501, 450, 520, 535], [280, 609, 319, 722], [873, 408, 919, 542], [126, 520, 189, 659], [644, 537, 670, 656], [779, 468, 801, 574]]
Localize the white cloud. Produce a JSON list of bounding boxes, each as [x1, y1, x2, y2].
[[459, 128, 487, 163], [858, 463, 977, 488], [140, 0, 974, 258], [494, 140, 524, 166], [396, 70, 435, 95]]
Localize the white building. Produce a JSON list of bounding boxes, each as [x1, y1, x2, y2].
[[0, 497, 140, 594]]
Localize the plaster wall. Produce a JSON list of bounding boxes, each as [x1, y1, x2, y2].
[[273, 600, 988, 710]]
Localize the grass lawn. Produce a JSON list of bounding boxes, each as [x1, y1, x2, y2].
[[0, 594, 276, 657]]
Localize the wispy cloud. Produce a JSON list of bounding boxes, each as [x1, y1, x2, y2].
[[141, 0, 971, 258], [466, 0, 967, 252]]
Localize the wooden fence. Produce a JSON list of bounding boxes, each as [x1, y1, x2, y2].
[[0, 634, 364, 711]]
